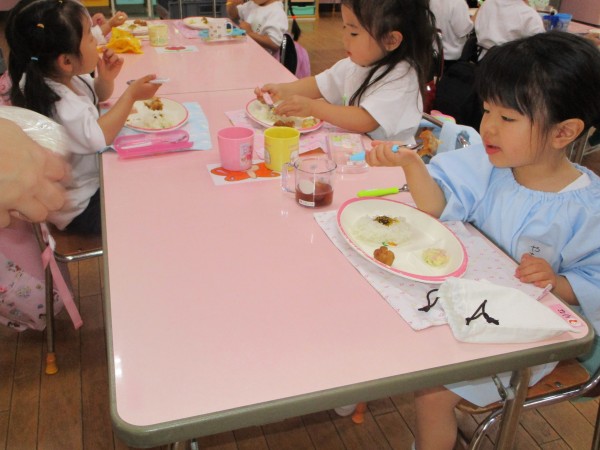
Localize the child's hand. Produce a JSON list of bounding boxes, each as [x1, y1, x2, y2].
[[366, 141, 420, 167], [109, 11, 128, 28], [274, 95, 314, 118], [239, 21, 252, 33], [515, 253, 556, 289], [257, 83, 286, 102], [126, 74, 161, 101], [92, 13, 107, 27], [97, 48, 123, 81]]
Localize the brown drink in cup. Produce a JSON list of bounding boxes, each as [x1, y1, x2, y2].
[[296, 181, 334, 207]]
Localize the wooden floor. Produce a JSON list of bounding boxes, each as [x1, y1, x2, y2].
[[2, 10, 600, 450]]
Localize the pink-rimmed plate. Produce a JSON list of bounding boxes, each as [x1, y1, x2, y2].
[[245, 99, 323, 133], [337, 198, 468, 284], [125, 98, 189, 133], [182, 16, 211, 30]]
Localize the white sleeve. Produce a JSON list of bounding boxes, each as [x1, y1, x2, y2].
[[261, 9, 288, 47], [314, 59, 351, 105], [450, 0, 474, 37], [52, 76, 106, 154], [91, 25, 107, 45]]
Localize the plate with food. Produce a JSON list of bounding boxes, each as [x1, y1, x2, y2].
[[337, 198, 468, 283], [117, 19, 149, 36], [182, 16, 211, 29], [125, 98, 189, 133], [245, 99, 323, 133]]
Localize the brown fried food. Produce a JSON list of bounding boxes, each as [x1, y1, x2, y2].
[[273, 120, 295, 128], [374, 246, 395, 266], [144, 97, 164, 111], [133, 19, 148, 26], [417, 129, 441, 157]]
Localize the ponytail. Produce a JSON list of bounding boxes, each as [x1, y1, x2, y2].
[[6, 0, 86, 118]]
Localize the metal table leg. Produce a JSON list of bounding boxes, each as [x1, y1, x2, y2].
[[494, 368, 531, 449]]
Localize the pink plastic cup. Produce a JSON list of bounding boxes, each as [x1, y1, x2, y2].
[[217, 127, 254, 171]]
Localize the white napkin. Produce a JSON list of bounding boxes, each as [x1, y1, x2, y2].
[[438, 278, 577, 343]]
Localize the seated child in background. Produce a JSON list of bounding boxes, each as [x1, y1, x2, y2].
[[256, 0, 437, 143], [366, 32, 600, 450], [429, 0, 474, 67], [6, 0, 162, 235], [226, 0, 288, 55], [474, 0, 544, 60], [90, 10, 128, 44]]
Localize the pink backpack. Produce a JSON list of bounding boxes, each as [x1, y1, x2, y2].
[[0, 220, 81, 331]]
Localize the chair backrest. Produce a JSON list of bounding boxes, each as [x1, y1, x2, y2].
[[293, 41, 311, 78], [280, 33, 298, 75]]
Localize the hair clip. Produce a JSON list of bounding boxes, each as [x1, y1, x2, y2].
[[30, 56, 39, 61], [36, 23, 44, 29]]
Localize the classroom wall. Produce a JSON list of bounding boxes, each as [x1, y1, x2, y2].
[[560, 0, 600, 26]]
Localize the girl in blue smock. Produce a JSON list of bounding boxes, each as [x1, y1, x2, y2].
[[367, 32, 600, 450]]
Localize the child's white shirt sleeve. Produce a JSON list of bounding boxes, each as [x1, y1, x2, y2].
[[49, 75, 106, 154], [91, 24, 107, 45], [316, 58, 422, 143]]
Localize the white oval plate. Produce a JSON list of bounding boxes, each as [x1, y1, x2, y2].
[[245, 99, 323, 134], [117, 20, 149, 36], [125, 98, 189, 133], [182, 16, 211, 30], [337, 198, 468, 284]]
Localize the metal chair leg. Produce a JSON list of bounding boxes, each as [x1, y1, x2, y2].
[[33, 223, 58, 375], [44, 268, 58, 375], [592, 401, 600, 450]]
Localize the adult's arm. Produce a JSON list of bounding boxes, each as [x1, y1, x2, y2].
[[0, 119, 68, 226]]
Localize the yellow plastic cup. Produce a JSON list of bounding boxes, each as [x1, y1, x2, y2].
[[264, 126, 300, 173], [149, 23, 169, 47]]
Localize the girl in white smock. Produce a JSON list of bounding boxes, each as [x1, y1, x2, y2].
[[257, 0, 437, 143], [226, 0, 288, 55], [6, 0, 161, 234]]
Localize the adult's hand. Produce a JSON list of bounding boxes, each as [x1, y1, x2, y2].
[[0, 119, 69, 227]]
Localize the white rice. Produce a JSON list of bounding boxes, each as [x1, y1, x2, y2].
[[351, 215, 412, 245], [127, 109, 174, 129]]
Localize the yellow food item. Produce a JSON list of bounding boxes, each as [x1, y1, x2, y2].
[[422, 248, 449, 267], [106, 28, 143, 54]]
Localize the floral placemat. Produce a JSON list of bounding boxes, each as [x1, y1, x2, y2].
[[314, 210, 548, 331]]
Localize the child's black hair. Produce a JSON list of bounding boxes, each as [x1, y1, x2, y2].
[[6, 0, 88, 118], [476, 31, 600, 136], [340, 0, 437, 106]]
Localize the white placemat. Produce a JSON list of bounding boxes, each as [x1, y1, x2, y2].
[[314, 210, 548, 330]]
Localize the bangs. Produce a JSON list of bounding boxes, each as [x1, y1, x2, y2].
[[476, 43, 548, 123]]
